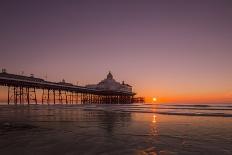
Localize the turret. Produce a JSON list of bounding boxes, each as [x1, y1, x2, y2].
[[2, 68, 7, 73], [107, 71, 113, 80]]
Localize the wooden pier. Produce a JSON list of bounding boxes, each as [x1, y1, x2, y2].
[[0, 72, 135, 105]]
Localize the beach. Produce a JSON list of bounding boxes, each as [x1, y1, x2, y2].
[[0, 104, 232, 155]]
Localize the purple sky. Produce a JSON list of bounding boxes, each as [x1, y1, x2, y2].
[[0, 0, 232, 103]]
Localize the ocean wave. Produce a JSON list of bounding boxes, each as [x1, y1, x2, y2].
[[163, 104, 232, 108], [82, 107, 232, 117], [1, 104, 232, 118]]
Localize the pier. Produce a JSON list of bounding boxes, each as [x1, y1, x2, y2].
[[0, 70, 136, 105]]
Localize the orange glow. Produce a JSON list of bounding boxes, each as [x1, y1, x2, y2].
[[0, 88, 232, 104], [142, 92, 232, 104], [152, 97, 157, 102]]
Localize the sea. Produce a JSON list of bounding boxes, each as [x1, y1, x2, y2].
[[0, 103, 231, 155]]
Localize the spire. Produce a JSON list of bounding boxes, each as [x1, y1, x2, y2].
[[107, 71, 113, 79]]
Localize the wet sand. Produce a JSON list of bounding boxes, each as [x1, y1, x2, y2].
[[0, 104, 232, 155]]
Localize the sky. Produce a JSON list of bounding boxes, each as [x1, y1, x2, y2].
[[0, 0, 232, 103]]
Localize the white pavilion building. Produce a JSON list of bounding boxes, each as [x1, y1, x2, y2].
[[86, 72, 132, 92]]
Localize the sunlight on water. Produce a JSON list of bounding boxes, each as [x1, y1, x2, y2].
[[152, 115, 157, 123], [0, 104, 231, 155]]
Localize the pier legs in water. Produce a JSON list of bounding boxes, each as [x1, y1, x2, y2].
[[7, 86, 133, 105], [8, 86, 37, 105]]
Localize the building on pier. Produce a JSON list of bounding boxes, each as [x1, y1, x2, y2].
[[86, 72, 132, 92]]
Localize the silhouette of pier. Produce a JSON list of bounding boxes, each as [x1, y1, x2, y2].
[[0, 71, 135, 105]]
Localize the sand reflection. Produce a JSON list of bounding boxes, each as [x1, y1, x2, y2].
[[151, 114, 158, 136], [152, 114, 157, 123], [95, 111, 132, 134]]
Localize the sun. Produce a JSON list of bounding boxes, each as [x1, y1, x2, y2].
[[152, 97, 157, 102]]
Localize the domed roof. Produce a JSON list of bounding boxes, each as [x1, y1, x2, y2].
[[86, 71, 132, 92]]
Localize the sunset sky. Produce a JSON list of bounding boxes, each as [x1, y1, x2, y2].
[[0, 0, 232, 103]]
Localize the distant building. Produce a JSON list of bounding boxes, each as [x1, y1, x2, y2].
[[86, 72, 132, 92]]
